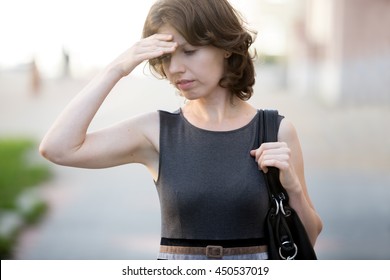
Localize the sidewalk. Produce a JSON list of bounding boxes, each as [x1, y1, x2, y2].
[[1, 69, 389, 259]]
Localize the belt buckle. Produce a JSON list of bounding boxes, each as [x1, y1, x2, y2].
[[206, 245, 223, 258]]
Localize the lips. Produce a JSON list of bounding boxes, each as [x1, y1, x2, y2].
[[176, 79, 194, 91]]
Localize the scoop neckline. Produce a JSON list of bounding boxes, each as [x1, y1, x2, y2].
[[179, 108, 260, 134]]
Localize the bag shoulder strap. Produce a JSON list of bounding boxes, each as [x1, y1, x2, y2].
[[262, 109, 279, 143]]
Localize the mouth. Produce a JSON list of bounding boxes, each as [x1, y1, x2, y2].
[[176, 79, 195, 91]]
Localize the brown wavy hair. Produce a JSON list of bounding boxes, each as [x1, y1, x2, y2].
[[142, 0, 257, 101]]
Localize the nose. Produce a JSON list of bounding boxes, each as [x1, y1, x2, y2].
[[167, 52, 185, 74]]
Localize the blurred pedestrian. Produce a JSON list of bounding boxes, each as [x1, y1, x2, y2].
[[30, 58, 41, 95], [39, 0, 322, 260], [62, 46, 70, 78]]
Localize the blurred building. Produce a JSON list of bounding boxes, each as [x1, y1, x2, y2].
[[289, 0, 390, 105], [252, 0, 390, 106]]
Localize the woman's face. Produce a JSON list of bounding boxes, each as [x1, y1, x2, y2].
[[158, 24, 228, 101]]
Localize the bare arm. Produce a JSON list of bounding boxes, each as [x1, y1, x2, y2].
[[250, 119, 323, 245], [40, 34, 177, 171]]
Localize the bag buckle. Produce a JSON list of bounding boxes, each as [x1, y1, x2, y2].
[[206, 245, 223, 258]]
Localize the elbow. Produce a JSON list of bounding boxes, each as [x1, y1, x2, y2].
[[318, 219, 324, 235], [39, 140, 56, 163], [317, 216, 324, 237], [39, 137, 83, 167], [310, 215, 324, 246], [315, 211, 324, 235], [39, 140, 67, 166]]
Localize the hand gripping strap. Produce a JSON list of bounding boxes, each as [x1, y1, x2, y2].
[[258, 110, 288, 201]]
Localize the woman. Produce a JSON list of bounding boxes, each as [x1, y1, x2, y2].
[[40, 0, 322, 260]]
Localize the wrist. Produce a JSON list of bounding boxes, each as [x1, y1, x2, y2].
[[103, 64, 127, 82], [285, 180, 303, 200]]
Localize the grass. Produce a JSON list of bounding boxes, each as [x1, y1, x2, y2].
[[0, 137, 52, 259]]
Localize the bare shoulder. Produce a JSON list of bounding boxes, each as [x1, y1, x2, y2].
[[278, 118, 299, 144], [278, 118, 305, 171]]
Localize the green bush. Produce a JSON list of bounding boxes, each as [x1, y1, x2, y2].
[[0, 138, 52, 259], [0, 235, 16, 259], [0, 138, 51, 210]]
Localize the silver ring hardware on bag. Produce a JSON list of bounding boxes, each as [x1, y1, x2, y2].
[[273, 197, 280, 215], [273, 193, 286, 215], [279, 199, 286, 216], [279, 242, 298, 260]]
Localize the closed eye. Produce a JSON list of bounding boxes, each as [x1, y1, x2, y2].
[[184, 49, 196, 55]]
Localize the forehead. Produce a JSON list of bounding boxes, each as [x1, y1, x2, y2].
[[158, 24, 188, 46]]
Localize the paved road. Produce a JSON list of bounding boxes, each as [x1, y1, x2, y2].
[[1, 69, 389, 259]]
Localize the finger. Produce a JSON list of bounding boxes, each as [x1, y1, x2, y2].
[[148, 34, 178, 51], [259, 150, 290, 169], [251, 142, 284, 157], [135, 43, 177, 61], [152, 33, 174, 41], [140, 42, 177, 54], [151, 40, 178, 55], [251, 150, 267, 172], [261, 154, 289, 165], [260, 142, 288, 150], [261, 147, 291, 158], [156, 40, 178, 48], [261, 158, 290, 171], [251, 143, 289, 169], [141, 34, 173, 48], [250, 148, 263, 163]]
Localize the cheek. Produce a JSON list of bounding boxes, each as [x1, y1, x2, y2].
[[209, 52, 226, 75], [196, 53, 225, 77], [203, 59, 225, 81]]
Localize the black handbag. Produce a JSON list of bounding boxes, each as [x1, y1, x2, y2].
[[260, 110, 317, 260]]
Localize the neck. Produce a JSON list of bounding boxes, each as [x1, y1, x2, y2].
[[181, 95, 257, 131], [184, 95, 242, 123]]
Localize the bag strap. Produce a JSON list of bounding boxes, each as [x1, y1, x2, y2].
[[259, 109, 289, 202], [261, 109, 279, 143]]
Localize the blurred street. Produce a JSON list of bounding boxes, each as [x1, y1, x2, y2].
[[1, 67, 389, 260]]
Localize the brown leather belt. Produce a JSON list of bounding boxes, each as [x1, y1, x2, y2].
[[160, 245, 268, 258]]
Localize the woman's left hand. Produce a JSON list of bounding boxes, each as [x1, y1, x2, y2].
[[250, 142, 301, 194]]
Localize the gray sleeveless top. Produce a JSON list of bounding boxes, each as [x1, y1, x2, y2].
[[155, 109, 282, 241]]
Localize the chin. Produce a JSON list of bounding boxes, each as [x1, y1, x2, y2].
[[181, 92, 201, 101]]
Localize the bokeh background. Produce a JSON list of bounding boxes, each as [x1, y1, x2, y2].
[[0, 0, 389, 260]]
